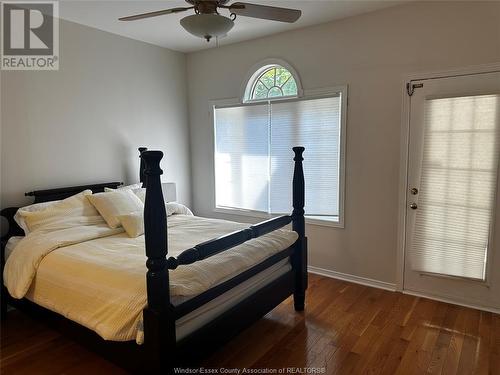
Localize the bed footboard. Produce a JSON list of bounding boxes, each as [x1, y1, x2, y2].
[[140, 146, 307, 371]]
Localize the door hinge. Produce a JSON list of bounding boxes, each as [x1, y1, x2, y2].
[[407, 82, 424, 96]]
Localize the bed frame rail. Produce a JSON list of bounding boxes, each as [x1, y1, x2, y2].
[[173, 247, 294, 319]]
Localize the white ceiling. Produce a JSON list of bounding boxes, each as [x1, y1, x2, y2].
[[59, 1, 408, 52]]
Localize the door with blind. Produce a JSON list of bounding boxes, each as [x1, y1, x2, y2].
[[404, 71, 500, 310]]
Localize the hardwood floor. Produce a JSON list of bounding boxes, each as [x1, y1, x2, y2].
[[1, 274, 499, 374]]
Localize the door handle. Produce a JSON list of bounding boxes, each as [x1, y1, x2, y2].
[[410, 203, 418, 210]]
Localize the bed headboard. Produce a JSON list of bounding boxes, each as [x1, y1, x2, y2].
[[0, 181, 122, 242], [25, 182, 122, 203], [2, 147, 154, 244]]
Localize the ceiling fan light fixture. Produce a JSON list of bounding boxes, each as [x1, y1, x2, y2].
[[180, 14, 234, 42]]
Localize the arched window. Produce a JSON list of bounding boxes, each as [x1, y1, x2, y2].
[[215, 61, 346, 226], [244, 64, 299, 102]]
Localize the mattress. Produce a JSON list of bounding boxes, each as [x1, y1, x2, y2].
[[5, 238, 290, 342], [4, 215, 296, 343]]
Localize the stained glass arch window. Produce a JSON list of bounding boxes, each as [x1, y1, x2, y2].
[[244, 63, 300, 102]]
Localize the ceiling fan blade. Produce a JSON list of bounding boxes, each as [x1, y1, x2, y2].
[[229, 2, 301, 23], [119, 7, 192, 21]]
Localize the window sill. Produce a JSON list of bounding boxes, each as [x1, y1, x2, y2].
[[305, 215, 344, 228], [213, 207, 344, 228]]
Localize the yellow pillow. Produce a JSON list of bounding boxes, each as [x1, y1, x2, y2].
[[21, 190, 97, 232], [87, 189, 144, 228], [117, 211, 144, 237]]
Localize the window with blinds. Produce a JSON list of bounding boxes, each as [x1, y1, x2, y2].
[[214, 94, 343, 219], [409, 94, 500, 280]]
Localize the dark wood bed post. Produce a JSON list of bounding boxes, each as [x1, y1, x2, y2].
[[138, 147, 148, 187], [141, 150, 175, 372], [292, 146, 308, 311]]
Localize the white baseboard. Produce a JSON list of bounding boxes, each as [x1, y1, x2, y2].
[[403, 289, 500, 315], [308, 266, 397, 292], [308, 266, 499, 314]]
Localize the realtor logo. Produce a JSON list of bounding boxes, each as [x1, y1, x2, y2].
[[1, 1, 59, 70]]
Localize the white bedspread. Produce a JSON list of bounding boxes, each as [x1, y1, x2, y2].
[[3, 209, 297, 343]]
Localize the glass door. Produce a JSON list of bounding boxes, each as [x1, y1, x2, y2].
[[404, 71, 500, 310]]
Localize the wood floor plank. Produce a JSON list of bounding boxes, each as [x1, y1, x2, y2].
[[1, 274, 498, 375], [379, 338, 410, 375], [474, 311, 492, 375], [441, 307, 467, 375], [426, 305, 460, 374], [456, 308, 481, 375]]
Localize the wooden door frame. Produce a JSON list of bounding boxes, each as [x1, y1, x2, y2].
[[396, 62, 500, 298]]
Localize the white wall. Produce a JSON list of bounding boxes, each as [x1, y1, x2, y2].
[[1, 19, 191, 208], [186, 1, 500, 285]]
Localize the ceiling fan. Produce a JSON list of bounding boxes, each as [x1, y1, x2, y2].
[[119, 0, 301, 42]]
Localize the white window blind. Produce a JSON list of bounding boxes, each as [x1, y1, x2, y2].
[[270, 97, 340, 215], [410, 94, 500, 280], [214, 104, 269, 212], [214, 95, 342, 217]]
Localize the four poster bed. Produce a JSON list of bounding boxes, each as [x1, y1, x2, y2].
[[0, 147, 308, 373]]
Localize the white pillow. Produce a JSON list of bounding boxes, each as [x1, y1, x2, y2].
[[132, 188, 146, 203], [105, 186, 145, 203], [119, 183, 143, 190], [87, 189, 144, 229], [104, 183, 142, 192], [18, 190, 97, 232], [117, 211, 144, 238], [14, 200, 60, 234], [118, 204, 192, 237], [166, 202, 193, 216], [124, 196, 192, 216]]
